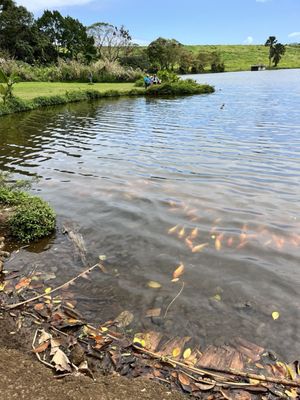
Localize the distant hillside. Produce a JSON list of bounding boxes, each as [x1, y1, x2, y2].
[[184, 44, 300, 72]]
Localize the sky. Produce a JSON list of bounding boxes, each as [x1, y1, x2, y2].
[[15, 0, 300, 45]]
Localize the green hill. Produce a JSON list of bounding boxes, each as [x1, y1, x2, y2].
[[185, 44, 300, 72]]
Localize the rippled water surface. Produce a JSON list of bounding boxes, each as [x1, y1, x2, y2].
[[1, 70, 300, 360]]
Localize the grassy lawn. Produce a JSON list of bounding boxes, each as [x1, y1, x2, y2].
[[185, 44, 300, 71], [14, 82, 136, 100]]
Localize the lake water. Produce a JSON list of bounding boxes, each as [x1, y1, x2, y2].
[[1, 69, 300, 360]]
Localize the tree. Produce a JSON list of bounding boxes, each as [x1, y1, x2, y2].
[[37, 10, 96, 62], [87, 22, 132, 62], [265, 36, 286, 68], [147, 37, 183, 70]]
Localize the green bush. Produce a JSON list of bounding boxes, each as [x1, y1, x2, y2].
[[157, 70, 180, 83], [9, 197, 56, 243], [0, 172, 56, 242], [146, 80, 214, 96]]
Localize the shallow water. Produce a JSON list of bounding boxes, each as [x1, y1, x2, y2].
[[1, 69, 300, 360]]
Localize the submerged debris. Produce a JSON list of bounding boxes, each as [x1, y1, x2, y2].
[[0, 254, 299, 400]]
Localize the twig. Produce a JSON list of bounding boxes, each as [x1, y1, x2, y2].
[[133, 345, 300, 388], [5, 263, 100, 310], [32, 329, 55, 370], [164, 281, 185, 319]]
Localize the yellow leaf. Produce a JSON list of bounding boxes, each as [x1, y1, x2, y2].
[[190, 228, 198, 239], [101, 327, 108, 332], [0, 282, 6, 291], [172, 263, 185, 280], [178, 228, 185, 238], [285, 389, 298, 399], [147, 281, 162, 289], [133, 337, 145, 347], [192, 243, 209, 253], [213, 294, 221, 301], [45, 287, 52, 294], [171, 278, 179, 283], [215, 238, 222, 251], [168, 225, 178, 234], [249, 378, 260, 385], [272, 311, 280, 320], [172, 347, 181, 358], [183, 348, 192, 359]]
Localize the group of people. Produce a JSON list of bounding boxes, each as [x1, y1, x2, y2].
[[143, 74, 161, 88]]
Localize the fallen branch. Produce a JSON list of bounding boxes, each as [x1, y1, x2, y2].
[[133, 345, 300, 388], [32, 329, 55, 370], [5, 263, 100, 310]]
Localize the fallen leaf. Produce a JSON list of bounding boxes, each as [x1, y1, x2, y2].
[[147, 281, 162, 289], [15, 277, 31, 290], [194, 382, 216, 391], [52, 348, 72, 372], [168, 225, 178, 234], [34, 303, 45, 311], [183, 348, 192, 359], [213, 294, 221, 301], [178, 227, 185, 238], [272, 311, 280, 320], [50, 337, 62, 356], [285, 388, 298, 399], [192, 243, 209, 253], [178, 372, 190, 386], [133, 337, 145, 347], [32, 340, 49, 353], [215, 238, 222, 251], [44, 287, 52, 294], [114, 310, 134, 328], [172, 263, 185, 280], [172, 347, 181, 358], [145, 308, 161, 318], [190, 228, 198, 239], [38, 329, 52, 344]]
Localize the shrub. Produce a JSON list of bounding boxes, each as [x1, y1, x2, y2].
[[157, 70, 180, 83], [9, 197, 56, 243], [146, 80, 214, 96], [0, 172, 56, 243]]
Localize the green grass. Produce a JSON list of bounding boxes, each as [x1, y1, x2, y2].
[[14, 82, 136, 100], [185, 44, 300, 71]]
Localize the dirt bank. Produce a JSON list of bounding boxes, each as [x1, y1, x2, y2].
[[0, 314, 186, 400]]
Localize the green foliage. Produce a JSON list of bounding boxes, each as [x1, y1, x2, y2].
[[9, 197, 56, 242], [146, 80, 214, 96], [0, 67, 18, 103], [265, 36, 286, 68], [147, 37, 183, 70], [157, 70, 180, 83], [0, 171, 56, 242], [134, 78, 144, 87]]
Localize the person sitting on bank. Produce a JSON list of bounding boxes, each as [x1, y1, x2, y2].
[[152, 74, 161, 84], [144, 75, 152, 88]]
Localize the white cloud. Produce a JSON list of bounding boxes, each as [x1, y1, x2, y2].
[[288, 32, 300, 38], [16, 0, 94, 12], [244, 36, 254, 44]]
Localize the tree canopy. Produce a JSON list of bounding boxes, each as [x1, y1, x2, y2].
[[265, 36, 286, 67]]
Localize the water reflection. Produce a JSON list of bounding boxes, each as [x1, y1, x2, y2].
[[0, 70, 300, 360]]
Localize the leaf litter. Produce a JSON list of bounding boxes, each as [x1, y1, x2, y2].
[[0, 242, 300, 399]]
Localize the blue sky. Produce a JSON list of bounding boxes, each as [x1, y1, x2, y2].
[[16, 0, 300, 45]]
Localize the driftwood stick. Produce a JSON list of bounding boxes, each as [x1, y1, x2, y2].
[[164, 281, 185, 319], [5, 263, 100, 310], [133, 345, 300, 388]]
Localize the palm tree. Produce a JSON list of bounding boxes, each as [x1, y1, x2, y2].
[[264, 36, 286, 68], [265, 36, 277, 68]]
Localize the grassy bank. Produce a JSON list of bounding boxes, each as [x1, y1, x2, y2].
[[0, 81, 215, 116], [185, 44, 300, 71]]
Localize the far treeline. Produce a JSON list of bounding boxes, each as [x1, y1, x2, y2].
[[0, 0, 300, 82]]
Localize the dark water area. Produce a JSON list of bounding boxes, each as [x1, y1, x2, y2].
[[0, 69, 300, 360]]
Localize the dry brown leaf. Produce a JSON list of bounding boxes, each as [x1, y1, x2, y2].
[[172, 263, 185, 280], [32, 340, 49, 353], [194, 382, 215, 391], [38, 329, 52, 344], [192, 243, 209, 253], [15, 277, 31, 290], [145, 308, 161, 318], [178, 372, 190, 386], [34, 303, 45, 311], [52, 348, 72, 372], [50, 337, 62, 356], [114, 310, 134, 328]]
